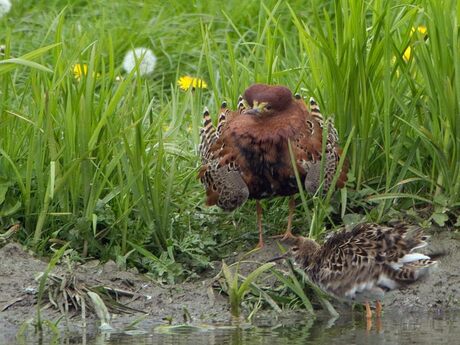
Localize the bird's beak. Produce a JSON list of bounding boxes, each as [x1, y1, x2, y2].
[[267, 251, 290, 263], [243, 101, 264, 116], [244, 108, 261, 116]]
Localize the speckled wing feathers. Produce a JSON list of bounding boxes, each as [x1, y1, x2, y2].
[[300, 223, 437, 301], [199, 108, 217, 163], [198, 102, 249, 211], [295, 98, 347, 195]]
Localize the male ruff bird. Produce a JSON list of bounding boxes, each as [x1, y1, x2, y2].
[[271, 222, 437, 328], [198, 84, 348, 247]]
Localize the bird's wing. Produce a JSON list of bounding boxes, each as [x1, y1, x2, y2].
[[314, 225, 381, 293], [316, 223, 434, 293], [292, 98, 348, 194], [199, 107, 218, 164], [198, 103, 249, 211]]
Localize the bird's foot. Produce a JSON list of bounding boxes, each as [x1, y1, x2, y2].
[[255, 238, 265, 249], [270, 230, 294, 241]]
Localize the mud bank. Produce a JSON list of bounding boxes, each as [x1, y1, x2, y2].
[[0, 232, 458, 343]]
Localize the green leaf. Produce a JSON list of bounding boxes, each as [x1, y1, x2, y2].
[[455, 215, 460, 227], [221, 261, 234, 286], [87, 291, 113, 330], [237, 262, 275, 299], [0, 58, 53, 73], [0, 182, 11, 205], [431, 213, 449, 226], [0, 43, 59, 75], [271, 266, 314, 314]]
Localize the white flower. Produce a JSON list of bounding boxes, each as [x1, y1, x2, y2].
[[0, 0, 11, 18], [122, 47, 157, 76]]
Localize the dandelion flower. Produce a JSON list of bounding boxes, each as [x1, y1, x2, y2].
[[177, 76, 208, 91], [73, 63, 100, 80], [0, 0, 11, 18], [122, 47, 156, 76], [73, 64, 88, 80]]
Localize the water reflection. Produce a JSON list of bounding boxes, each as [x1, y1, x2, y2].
[[14, 312, 460, 345]]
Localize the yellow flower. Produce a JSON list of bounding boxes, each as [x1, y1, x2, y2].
[[73, 64, 88, 80], [403, 25, 428, 62], [72, 63, 101, 80], [403, 46, 412, 62], [177, 76, 208, 91], [411, 25, 427, 36]]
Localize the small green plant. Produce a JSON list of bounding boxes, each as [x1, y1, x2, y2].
[[273, 259, 338, 318], [219, 249, 275, 318], [270, 261, 314, 314], [35, 243, 69, 332], [269, 242, 337, 317], [87, 291, 112, 330], [128, 241, 184, 284]]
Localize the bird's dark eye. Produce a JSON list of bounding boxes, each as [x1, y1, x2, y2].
[[265, 105, 272, 110]]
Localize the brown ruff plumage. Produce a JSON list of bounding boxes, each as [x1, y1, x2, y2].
[[199, 84, 348, 246]]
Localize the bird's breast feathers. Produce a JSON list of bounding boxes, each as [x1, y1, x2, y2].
[[218, 113, 306, 198]]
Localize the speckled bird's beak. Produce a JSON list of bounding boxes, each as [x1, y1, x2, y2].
[[267, 251, 290, 262]]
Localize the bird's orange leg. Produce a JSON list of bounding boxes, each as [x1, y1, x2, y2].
[[375, 300, 382, 318], [375, 300, 383, 332], [365, 301, 372, 331], [271, 196, 295, 240], [376, 316, 382, 333], [365, 301, 372, 319], [256, 200, 264, 248]]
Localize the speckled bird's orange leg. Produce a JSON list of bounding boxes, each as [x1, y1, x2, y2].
[[365, 301, 372, 319], [271, 197, 295, 240], [256, 201, 264, 248], [365, 301, 372, 331], [376, 315, 382, 333], [375, 300, 382, 318]]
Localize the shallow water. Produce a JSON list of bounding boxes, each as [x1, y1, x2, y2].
[[14, 311, 460, 345]]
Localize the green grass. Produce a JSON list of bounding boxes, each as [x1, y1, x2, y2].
[[220, 255, 275, 318], [0, 0, 459, 281]]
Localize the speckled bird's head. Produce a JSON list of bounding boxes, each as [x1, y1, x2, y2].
[[269, 236, 321, 267], [290, 236, 321, 266]]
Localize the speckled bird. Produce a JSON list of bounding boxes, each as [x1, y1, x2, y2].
[[277, 223, 437, 323], [198, 84, 348, 247]]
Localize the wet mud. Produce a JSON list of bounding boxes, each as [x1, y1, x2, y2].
[[0, 231, 458, 343]]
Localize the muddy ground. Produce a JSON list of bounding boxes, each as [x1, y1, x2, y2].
[[0, 231, 459, 343]]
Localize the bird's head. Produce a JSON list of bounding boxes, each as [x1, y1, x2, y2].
[[269, 236, 320, 267], [242, 84, 293, 117]]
